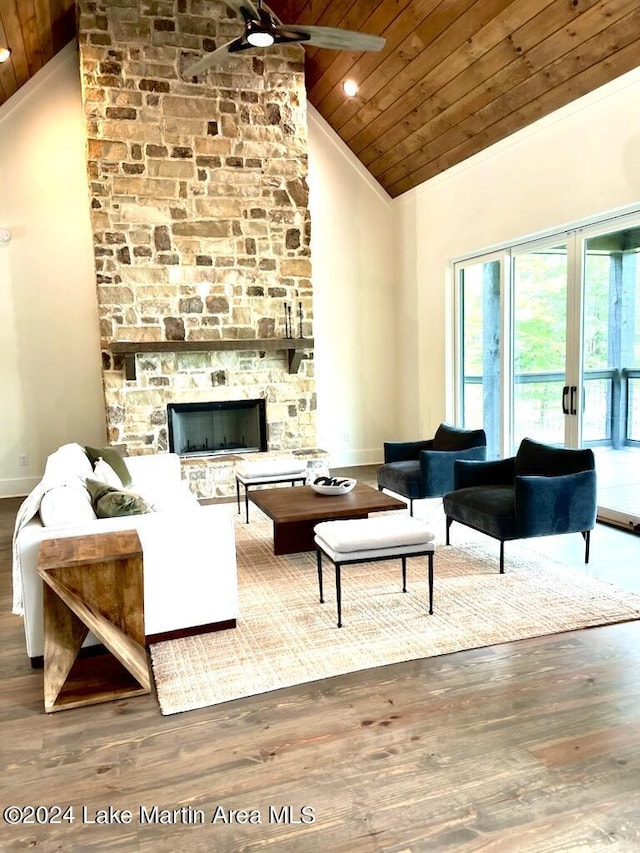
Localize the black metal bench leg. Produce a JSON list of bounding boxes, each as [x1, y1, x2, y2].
[[236, 477, 241, 515], [445, 516, 452, 545], [336, 563, 342, 628], [401, 556, 407, 592], [427, 552, 434, 614], [409, 499, 414, 516], [316, 549, 324, 603], [244, 485, 250, 523], [499, 541, 505, 574]]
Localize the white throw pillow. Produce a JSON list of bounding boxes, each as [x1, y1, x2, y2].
[[39, 485, 97, 526], [93, 458, 123, 488]]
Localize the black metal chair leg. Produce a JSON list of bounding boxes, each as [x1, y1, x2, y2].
[[401, 556, 407, 592], [582, 530, 591, 563], [409, 499, 414, 516], [499, 541, 505, 574], [445, 516, 452, 545], [336, 564, 342, 628], [427, 553, 433, 614], [236, 477, 241, 515], [316, 549, 324, 603]]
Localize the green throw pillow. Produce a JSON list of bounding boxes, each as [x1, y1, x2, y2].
[[85, 478, 152, 518], [85, 445, 132, 487]]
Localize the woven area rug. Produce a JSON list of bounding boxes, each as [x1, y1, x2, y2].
[[150, 507, 640, 715]]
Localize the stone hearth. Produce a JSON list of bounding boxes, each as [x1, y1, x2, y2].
[[76, 0, 316, 496]]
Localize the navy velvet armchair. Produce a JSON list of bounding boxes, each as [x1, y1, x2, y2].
[[377, 423, 487, 516], [443, 438, 597, 573]]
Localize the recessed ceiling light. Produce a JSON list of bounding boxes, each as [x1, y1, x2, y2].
[[343, 79, 358, 97], [0, 47, 11, 64]]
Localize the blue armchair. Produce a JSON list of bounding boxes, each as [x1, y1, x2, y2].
[[377, 423, 487, 516], [443, 438, 597, 573]]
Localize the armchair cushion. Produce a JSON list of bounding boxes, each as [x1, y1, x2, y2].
[[377, 461, 423, 500], [443, 486, 517, 540], [433, 423, 487, 452], [453, 457, 516, 490], [515, 437, 595, 477]]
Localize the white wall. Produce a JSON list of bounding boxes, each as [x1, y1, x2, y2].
[[396, 66, 640, 439], [307, 106, 398, 466], [0, 43, 105, 497]]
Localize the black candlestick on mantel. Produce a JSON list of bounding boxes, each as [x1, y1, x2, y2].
[[287, 304, 293, 339], [283, 302, 290, 338], [298, 302, 304, 338]]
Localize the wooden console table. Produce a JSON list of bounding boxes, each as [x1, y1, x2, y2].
[[36, 530, 151, 713]]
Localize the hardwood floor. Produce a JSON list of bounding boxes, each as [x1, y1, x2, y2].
[[2, 473, 640, 852]]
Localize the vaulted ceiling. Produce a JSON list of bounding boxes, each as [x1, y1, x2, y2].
[[1, 1, 639, 198]]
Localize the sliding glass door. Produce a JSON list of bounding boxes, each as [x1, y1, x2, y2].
[[581, 223, 640, 529], [453, 211, 640, 529], [511, 241, 569, 452]]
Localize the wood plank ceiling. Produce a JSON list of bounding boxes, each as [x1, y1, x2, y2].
[[1, 1, 639, 198]]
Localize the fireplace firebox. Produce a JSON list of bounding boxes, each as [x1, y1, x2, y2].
[[167, 400, 267, 458]]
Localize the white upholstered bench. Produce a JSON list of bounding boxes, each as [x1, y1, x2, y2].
[[314, 515, 435, 627], [235, 457, 307, 523]]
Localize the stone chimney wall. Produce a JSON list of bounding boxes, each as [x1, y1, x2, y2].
[[76, 0, 315, 456]]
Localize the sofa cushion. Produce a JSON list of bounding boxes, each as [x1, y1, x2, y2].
[[85, 446, 133, 487], [39, 485, 98, 526], [86, 478, 152, 519]]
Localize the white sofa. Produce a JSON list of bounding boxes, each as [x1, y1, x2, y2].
[[13, 444, 238, 663]]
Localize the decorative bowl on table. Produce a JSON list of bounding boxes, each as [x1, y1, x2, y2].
[[310, 476, 357, 496]]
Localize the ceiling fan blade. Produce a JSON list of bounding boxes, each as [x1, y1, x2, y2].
[[220, 0, 261, 23], [281, 25, 386, 53], [182, 37, 247, 78]]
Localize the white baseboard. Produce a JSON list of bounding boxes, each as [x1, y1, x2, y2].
[[327, 448, 383, 468], [0, 477, 37, 499]]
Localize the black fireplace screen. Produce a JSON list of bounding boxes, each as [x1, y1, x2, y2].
[[167, 399, 267, 457]]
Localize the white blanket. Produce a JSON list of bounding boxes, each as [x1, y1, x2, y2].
[[11, 443, 92, 615]]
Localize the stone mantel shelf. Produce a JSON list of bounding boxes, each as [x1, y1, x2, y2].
[[111, 338, 314, 380]]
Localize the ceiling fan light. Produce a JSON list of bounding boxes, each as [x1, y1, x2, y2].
[[246, 21, 275, 48], [0, 47, 11, 63], [343, 79, 358, 97]]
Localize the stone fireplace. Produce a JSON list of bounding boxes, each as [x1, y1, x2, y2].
[[76, 0, 318, 494], [167, 399, 267, 457]]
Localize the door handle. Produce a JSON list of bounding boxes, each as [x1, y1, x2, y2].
[[570, 385, 577, 415], [562, 385, 570, 415]]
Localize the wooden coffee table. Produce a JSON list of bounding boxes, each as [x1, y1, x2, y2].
[[249, 483, 406, 554]]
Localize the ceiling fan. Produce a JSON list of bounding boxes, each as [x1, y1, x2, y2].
[[183, 0, 386, 78]]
